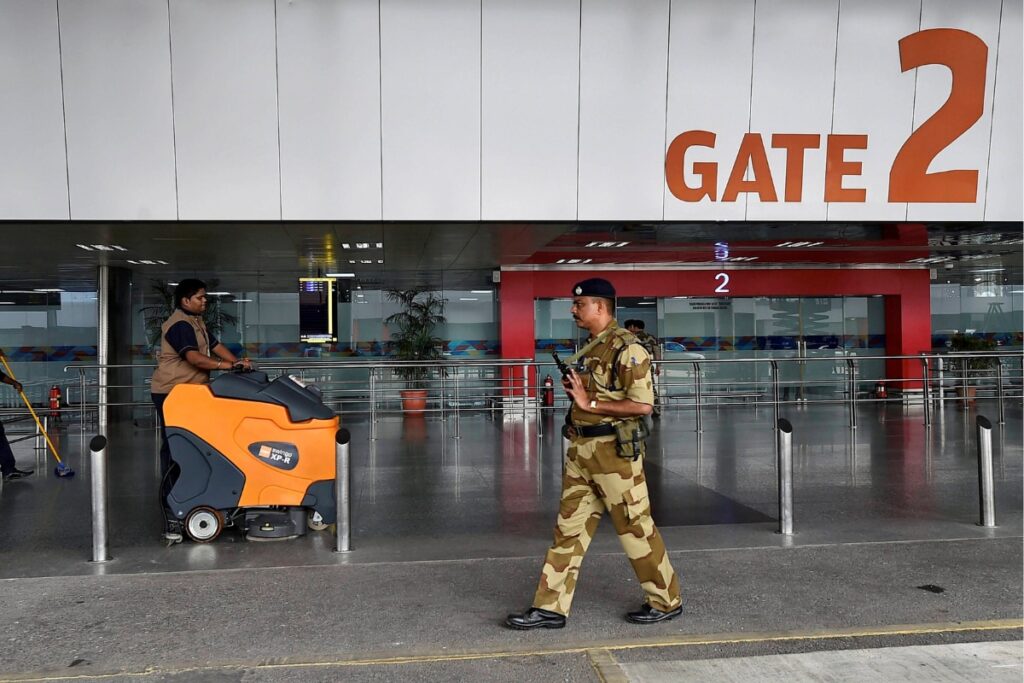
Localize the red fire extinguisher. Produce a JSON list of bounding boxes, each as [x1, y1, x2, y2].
[[49, 384, 61, 417], [875, 381, 887, 400], [542, 374, 554, 408]]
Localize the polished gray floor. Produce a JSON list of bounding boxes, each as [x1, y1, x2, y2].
[[0, 401, 1019, 577], [0, 401, 1020, 681]]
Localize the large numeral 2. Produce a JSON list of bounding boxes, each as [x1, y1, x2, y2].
[[889, 28, 987, 203], [714, 272, 730, 294]]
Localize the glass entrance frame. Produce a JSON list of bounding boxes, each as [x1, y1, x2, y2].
[[657, 296, 886, 400]]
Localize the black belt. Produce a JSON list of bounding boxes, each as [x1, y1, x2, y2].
[[573, 423, 616, 438]]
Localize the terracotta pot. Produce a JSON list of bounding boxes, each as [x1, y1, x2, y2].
[[400, 389, 428, 415], [956, 385, 977, 406]]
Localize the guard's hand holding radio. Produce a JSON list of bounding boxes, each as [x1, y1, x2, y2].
[[551, 352, 572, 380]]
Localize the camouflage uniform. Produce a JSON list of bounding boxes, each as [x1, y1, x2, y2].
[[532, 321, 681, 616], [632, 329, 661, 415]]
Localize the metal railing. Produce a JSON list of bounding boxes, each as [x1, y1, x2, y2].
[[42, 350, 1023, 557], [59, 351, 1021, 438]]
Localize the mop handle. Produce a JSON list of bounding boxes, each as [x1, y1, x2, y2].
[[0, 353, 63, 464]]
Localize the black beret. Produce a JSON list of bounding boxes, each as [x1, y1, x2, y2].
[[572, 278, 616, 299]]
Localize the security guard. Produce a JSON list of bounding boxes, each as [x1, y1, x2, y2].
[[626, 319, 662, 417], [506, 278, 682, 630]]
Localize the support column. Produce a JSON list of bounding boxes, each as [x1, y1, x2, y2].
[[498, 271, 535, 397], [97, 266, 135, 431], [884, 271, 932, 390]]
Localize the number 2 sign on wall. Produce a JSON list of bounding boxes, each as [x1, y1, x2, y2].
[[665, 29, 988, 205]]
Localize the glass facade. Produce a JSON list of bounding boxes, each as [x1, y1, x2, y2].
[[0, 282, 1015, 409]]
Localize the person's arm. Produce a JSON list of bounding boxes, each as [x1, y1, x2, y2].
[[562, 367, 653, 418], [563, 342, 655, 417], [184, 350, 235, 371], [0, 371, 22, 394], [210, 339, 252, 370]]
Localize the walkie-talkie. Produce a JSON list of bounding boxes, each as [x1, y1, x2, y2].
[[551, 352, 572, 380]]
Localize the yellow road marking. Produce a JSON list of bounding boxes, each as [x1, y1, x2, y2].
[[2, 619, 1020, 682], [587, 648, 629, 683]]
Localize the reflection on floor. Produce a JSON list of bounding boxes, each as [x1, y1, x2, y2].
[[0, 401, 1020, 579]]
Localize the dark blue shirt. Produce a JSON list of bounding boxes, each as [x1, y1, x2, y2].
[[165, 320, 219, 360]]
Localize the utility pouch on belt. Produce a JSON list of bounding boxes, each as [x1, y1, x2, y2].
[[614, 417, 650, 461]]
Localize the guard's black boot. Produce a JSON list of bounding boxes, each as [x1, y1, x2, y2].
[[626, 603, 682, 624], [505, 607, 566, 630]]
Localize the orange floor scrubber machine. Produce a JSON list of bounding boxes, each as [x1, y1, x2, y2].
[[162, 370, 338, 542]]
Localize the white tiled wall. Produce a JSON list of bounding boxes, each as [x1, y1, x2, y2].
[[0, 0, 1018, 221]]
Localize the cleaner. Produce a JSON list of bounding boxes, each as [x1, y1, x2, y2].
[[0, 351, 74, 478]]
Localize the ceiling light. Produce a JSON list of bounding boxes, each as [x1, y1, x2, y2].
[[375, 242, 383, 248], [556, 259, 567, 264], [972, 268, 1005, 273], [233, 299, 252, 303], [33, 288, 64, 293], [167, 282, 178, 286], [206, 291, 230, 296], [459, 297, 478, 301], [907, 256, 955, 264], [359, 259, 372, 264], [341, 243, 351, 249], [471, 290, 492, 294], [974, 277, 983, 282], [585, 241, 630, 248], [326, 272, 356, 278], [776, 241, 824, 248], [0, 302, 14, 305], [637, 301, 655, 305], [356, 243, 369, 249], [77, 243, 127, 252]]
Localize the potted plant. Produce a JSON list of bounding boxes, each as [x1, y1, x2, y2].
[[384, 288, 447, 414], [140, 279, 237, 357], [947, 333, 998, 401]]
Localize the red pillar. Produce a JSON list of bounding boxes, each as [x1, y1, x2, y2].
[[884, 270, 932, 390], [498, 271, 535, 396]]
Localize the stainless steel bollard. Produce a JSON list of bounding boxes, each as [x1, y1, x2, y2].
[[771, 360, 781, 431], [976, 416, 996, 528], [34, 415, 44, 452], [846, 358, 858, 429], [454, 372, 462, 440], [369, 369, 377, 441], [334, 428, 352, 552], [996, 360, 1005, 425], [920, 355, 931, 427], [90, 435, 111, 562], [776, 418, 794, 535], [693, 361, 702, 433]]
